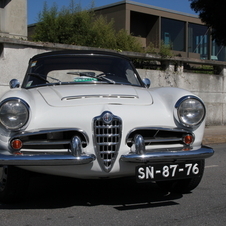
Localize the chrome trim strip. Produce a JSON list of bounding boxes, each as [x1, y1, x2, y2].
[[127, 137, 183, 144], [128, 126, 190, 133], [0, 153, 96, 166], [120, 146, 214, 163], [23, 140, 70, 146], [144, 138, 183, 143], [62, 94, 138, 100]]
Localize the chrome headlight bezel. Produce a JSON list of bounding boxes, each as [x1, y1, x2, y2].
[[0, 98, 30, 131], [175, 96, 206, 128]]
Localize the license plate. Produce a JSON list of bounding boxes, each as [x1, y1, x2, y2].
[[136, 161, 201, 182]]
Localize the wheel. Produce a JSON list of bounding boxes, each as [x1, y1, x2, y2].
[[156, 160, 205, 193], [0, 166, 30, 203]]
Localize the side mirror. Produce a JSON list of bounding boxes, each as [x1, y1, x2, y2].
[[9, 79, 20, 89], [142, 78, 151, 88]]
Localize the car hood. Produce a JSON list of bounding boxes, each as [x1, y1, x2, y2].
[[36, 84, 153, 107]]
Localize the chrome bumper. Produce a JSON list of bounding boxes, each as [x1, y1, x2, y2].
[[120, 145, 214, 163], [0, 146, 213, 166], [0, 153, 96, 166]]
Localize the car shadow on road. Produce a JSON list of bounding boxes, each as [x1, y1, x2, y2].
[[0, 174, 183, 210]]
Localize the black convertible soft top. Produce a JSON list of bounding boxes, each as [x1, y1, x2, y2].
[[30, 49, 130, 62]]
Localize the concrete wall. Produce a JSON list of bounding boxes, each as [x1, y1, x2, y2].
[[0, 38, 226, 126], [0, 43, 47, 94], [137, 69, 226, 126], [0, 0, 27, 39]]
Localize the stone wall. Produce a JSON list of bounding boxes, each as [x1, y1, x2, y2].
[[0, 37, 226, 126]]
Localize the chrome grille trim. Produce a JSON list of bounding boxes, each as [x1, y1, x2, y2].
[[22, 140, 71, 145], [127, 137, 183, 144], [10, 128, 89, 150], [126, 127, 193, 147], [93, 111, 122, 172]]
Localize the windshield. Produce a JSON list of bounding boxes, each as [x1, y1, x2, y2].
[[22, 54, 143, 88]]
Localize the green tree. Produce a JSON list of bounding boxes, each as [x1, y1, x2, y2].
[[89, 15, 117, 49], [32, 0, 143, 52], [33, 1, 94, 45], [189, 0, 226, 46], [116, 30, 145, 52]]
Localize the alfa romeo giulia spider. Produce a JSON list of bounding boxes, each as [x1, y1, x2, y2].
[[0, 50, 214, 202]]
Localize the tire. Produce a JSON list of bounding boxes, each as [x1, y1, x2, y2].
[[0, 166, 30, 203], [156, 160, 205, 193]]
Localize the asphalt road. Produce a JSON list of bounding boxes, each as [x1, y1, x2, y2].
[[0, 143, 225, 226]]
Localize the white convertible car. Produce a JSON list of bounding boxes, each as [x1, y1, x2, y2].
[[0, 50, 214, 202]]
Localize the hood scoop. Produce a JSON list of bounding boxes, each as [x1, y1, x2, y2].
[[62, 94, 138, 101]]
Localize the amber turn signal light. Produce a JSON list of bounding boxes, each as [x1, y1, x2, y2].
[[11, 139, 23, 150], [183, 134, 194, 145]]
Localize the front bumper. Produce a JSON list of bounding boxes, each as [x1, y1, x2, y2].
[[120, 145, 214, 163], [0, 145, 214, 166], [0, 152, 96, 166]]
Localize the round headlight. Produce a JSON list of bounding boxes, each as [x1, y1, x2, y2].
[[0, 98, 29, 130], [175, 96, 205, 127]]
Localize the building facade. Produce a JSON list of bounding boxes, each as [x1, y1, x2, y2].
[[94, 0, 226, 61], [27, 0, 225, 61]]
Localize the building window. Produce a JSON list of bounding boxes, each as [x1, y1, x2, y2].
[[188, 23, 209, 59], [130, 11, 159, 47], [212, 40, 226, 61], [161, 18, 185, 52]]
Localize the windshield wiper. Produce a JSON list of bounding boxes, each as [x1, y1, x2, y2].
[[28, 73, 62, 84], [96, 73, 116, 84], [67, 72, 115, 84]]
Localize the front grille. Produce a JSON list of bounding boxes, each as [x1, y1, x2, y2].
[[93, 112, 122, 172]]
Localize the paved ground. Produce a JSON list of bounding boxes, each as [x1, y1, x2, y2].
[[203, 125, 226, 145]]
